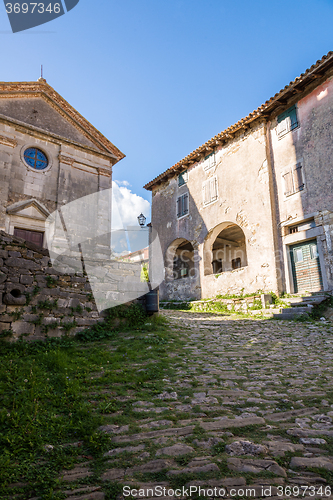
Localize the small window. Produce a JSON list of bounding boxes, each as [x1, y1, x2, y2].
[[177, 193, 189, 218], [289, 226, 298, 234], [178, 170, 188, 187], [24, 147, 48, 170], [180, 266, 188, 277], [203, 177, 218, 205], [277, 105, 299, 138], [283, 163, 304, 196], [204, 152, 216, 170], [232, 258, 241, 269]]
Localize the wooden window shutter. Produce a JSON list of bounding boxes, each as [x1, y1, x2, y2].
[[283, 171, 293, 196], [183, 193, 189, 215], [289, 105, 298, 130], [177, 197, 181, 217], [210, 177, 217, 201], [294, 163, 304, 191]]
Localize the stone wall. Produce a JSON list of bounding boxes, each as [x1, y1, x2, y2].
[[0, 231, 146, 341]]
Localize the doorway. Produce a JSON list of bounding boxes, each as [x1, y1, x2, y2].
[[290, 240, 323, 293]]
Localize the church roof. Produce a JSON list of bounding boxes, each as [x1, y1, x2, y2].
[[144, 50, 333, 191], [0, 79, 125, 162]]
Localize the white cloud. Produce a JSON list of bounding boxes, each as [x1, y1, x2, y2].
[[112, 180, 150, 229], [115, 180, 131, 187]]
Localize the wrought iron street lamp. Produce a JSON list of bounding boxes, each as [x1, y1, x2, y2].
[[137, 213, 146, 228]]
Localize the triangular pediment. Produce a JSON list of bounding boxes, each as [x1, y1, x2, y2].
[[0, 80, 125, 161], [7, 199, 50, 220]]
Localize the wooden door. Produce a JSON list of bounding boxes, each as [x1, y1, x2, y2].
[[14, 228, 44, 247], [290, 240, 323, 293]]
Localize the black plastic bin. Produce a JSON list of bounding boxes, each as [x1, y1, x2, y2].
[[145, 288, 159, 314]]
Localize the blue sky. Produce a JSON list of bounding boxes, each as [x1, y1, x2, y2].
[[1, 0, 333, 220]]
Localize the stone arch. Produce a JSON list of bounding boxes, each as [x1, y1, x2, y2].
[[165, 238, 196, 281], [203, 222, 248, 275]]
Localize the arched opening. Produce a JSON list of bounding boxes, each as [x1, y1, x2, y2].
[[173, 240, 195, 280], [165, 238, 196, 281], [204, 223, 248, 275]]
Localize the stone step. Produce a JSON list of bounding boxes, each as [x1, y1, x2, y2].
[[281, 307, 311, 314], [273, 305, 312, 320]]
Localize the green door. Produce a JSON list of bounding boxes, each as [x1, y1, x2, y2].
[[290, 240, 323, 293]]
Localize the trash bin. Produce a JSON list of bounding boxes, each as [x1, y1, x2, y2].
[[145, 288, 159, 314]]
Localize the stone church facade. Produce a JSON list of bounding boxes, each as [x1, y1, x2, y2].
[[144, 51, 333, 301], [0, 78, 124, 249]]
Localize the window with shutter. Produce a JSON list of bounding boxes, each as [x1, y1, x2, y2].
[[277, 105, 299, 138], [204, 152, 216, 170], [210, 177, 217, 201], [177, 193, 189, 218], [203, 177, 218, 205], [283, 163, 305, 197], [178, 170, 188, 187]]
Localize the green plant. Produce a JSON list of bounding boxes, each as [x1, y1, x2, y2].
[[71, 304, 83, 314], [8, 308, 23, 321], [46, 276, 58, 288], [37, 299, 58, 311], [140, 263, 149, 283], [0, 328, 13, 339]]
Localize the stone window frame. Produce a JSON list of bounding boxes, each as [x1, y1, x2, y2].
[[21, 144, 53, 173]]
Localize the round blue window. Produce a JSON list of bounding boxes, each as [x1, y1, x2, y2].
[[24, 148, 48, 170]]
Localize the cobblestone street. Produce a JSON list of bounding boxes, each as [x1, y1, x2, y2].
[[78, 310, 333, 500]]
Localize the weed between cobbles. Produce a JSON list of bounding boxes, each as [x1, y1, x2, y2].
[[0, 309, 183, 498]]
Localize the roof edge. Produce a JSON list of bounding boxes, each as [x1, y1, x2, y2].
[[144, 50, 333, 191], [0, 80, 126, 163]]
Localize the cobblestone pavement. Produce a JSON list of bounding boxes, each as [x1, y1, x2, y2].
[[62, 311, 333, 500]]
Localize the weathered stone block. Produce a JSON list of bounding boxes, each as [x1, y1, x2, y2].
[[11, 321, 35, 336], [20, 275, 33, 285]]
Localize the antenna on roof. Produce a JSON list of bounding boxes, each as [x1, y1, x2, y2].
[[38, 65, 46, 83]]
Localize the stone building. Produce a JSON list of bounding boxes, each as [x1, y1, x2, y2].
[[144, 51, 333, 301], [0, 78, 124, 248]]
